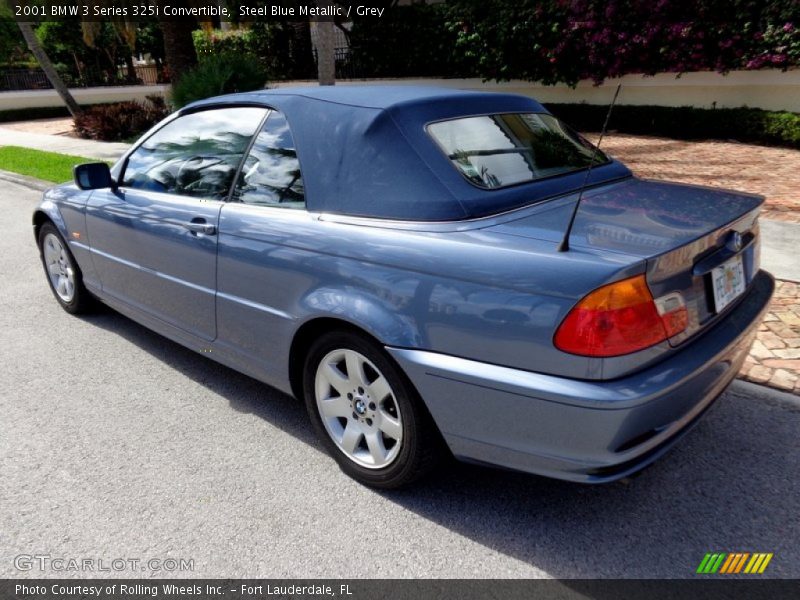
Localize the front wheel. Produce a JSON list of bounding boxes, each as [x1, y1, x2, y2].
[[303, 331, 441, 489], [38, 222, 92, 314]]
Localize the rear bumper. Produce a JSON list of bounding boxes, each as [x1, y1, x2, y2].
[[388, 270, 775, 483]]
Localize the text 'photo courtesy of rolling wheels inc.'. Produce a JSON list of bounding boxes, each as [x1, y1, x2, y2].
[[1, 0, 799, 598]]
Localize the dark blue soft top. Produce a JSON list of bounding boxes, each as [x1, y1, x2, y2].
[[187, 86, 631, 221]]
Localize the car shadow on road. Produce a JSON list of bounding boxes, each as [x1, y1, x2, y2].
[[79, 306, 318, 445], [81, 307, 800, 580]]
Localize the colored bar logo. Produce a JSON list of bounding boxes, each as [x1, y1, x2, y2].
[[696, 552, 773, 574]]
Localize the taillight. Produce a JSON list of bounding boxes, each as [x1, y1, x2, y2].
[[653, 292, 689, 338], [554, 274, 687, 357]]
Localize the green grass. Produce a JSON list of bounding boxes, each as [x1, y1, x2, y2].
[[0, 146, 103, 183]]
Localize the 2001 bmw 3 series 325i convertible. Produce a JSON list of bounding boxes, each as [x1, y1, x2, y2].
[[35, 86, 773, 488]]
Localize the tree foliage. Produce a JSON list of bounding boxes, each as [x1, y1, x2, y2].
[[0, 6, 29, 66], [348, 3, 467, 77]]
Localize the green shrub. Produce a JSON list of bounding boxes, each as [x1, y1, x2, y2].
[[546, 103, 800, 149], [73, 96, 170, 142], [170, 53, 268, 109], [192, 25, 314, 81], [193, 29, 255, 58]]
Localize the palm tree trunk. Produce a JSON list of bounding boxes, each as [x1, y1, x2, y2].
[[315, 19, 336, 86], [158, 19, 198, 84], [17, 22, 82, 116]]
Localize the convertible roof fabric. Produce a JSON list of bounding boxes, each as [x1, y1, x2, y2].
[[187, 86, 631, 221]]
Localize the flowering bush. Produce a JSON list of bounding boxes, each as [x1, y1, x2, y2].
[[745, 22, 800, 69], [443, 0, 799, 85], [73, 96, 170, 142]]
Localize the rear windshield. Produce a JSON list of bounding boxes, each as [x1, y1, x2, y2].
[[428, 113, 607, 189]]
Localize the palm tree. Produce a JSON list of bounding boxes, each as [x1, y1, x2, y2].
[[158, 19, 197, 84], [315, 2, 335, 85], [17, 22, 82, 116]]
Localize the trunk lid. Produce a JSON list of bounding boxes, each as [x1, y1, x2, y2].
[[489, 177, 764, 345]]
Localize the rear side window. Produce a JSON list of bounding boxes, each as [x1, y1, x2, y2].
[[122, 107, 267, 200], [231, 110, 305, 209], [428, 113, 606, 189]]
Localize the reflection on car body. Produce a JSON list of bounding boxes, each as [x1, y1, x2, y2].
[[34, 86, 773, 488]]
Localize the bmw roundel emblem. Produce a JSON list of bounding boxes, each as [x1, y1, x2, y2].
[[729, 231, 743, 252]]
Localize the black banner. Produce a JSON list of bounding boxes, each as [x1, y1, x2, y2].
[[4, 0, 393, 22], [3, 580, 800, 600]]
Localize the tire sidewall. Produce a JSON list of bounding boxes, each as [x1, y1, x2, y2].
[[303, 331, 424, 488]]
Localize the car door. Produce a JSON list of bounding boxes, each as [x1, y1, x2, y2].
[[215, 109, 312, 377], [85, 106, 269, 341]]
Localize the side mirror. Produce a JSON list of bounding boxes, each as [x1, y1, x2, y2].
[[74, 162, 115, 190]]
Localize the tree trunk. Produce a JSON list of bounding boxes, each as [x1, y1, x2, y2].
[[17, 22, 82, 116], [158, 19, 198, 84], [315, 19, 336, 86], [124, 53, 137, 83]]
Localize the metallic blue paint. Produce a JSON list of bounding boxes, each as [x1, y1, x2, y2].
[[389, 271, 773, 481], [33, 86, 774, 482]]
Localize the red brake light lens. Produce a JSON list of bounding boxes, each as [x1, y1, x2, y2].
[[554, 274, 687, 357]]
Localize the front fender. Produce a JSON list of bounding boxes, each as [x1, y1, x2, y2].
[[33, 195, 69, 242], [33, 184, 98, 287]]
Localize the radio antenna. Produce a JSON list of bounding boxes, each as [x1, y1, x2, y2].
[[557, 84, 622, 252]]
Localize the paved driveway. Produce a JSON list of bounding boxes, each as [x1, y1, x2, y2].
[[1, 181, 799, 578]]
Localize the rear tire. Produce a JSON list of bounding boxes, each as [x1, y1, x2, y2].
[[303, 330, 441, 489], [38, 222, 92, 314]]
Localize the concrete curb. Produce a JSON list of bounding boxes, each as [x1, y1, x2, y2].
[[731, 380, 800, 409], [0, 169, 52, 192]]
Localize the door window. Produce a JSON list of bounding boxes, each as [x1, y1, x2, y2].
[[122, 107, 268, 201], [231, 110, 305, 208]]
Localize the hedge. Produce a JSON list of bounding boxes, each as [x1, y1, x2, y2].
[[546, 104, 800, 149]]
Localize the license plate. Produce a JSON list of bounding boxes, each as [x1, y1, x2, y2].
[[711, 254, 746, 313]]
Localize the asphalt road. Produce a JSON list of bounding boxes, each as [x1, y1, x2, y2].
[[1, 180, 799, 579]]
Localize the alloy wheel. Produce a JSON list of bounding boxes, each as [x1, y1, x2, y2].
[[43, 232, 75, 303], [314, 348, 403, 469]]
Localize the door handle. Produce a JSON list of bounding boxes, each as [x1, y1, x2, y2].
[[184, 220, 216, 235]]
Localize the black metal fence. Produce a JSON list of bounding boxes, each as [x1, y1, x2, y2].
[[310, 47, 364, 80], [0, 64, 167, 92]]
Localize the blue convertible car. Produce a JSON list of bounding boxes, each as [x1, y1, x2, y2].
[[35, 86, 773, 488]]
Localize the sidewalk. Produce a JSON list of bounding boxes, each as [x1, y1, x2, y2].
[[0, 125, 128, 162], [1, 127, 798, 395], [742, 280, 800, 393]]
